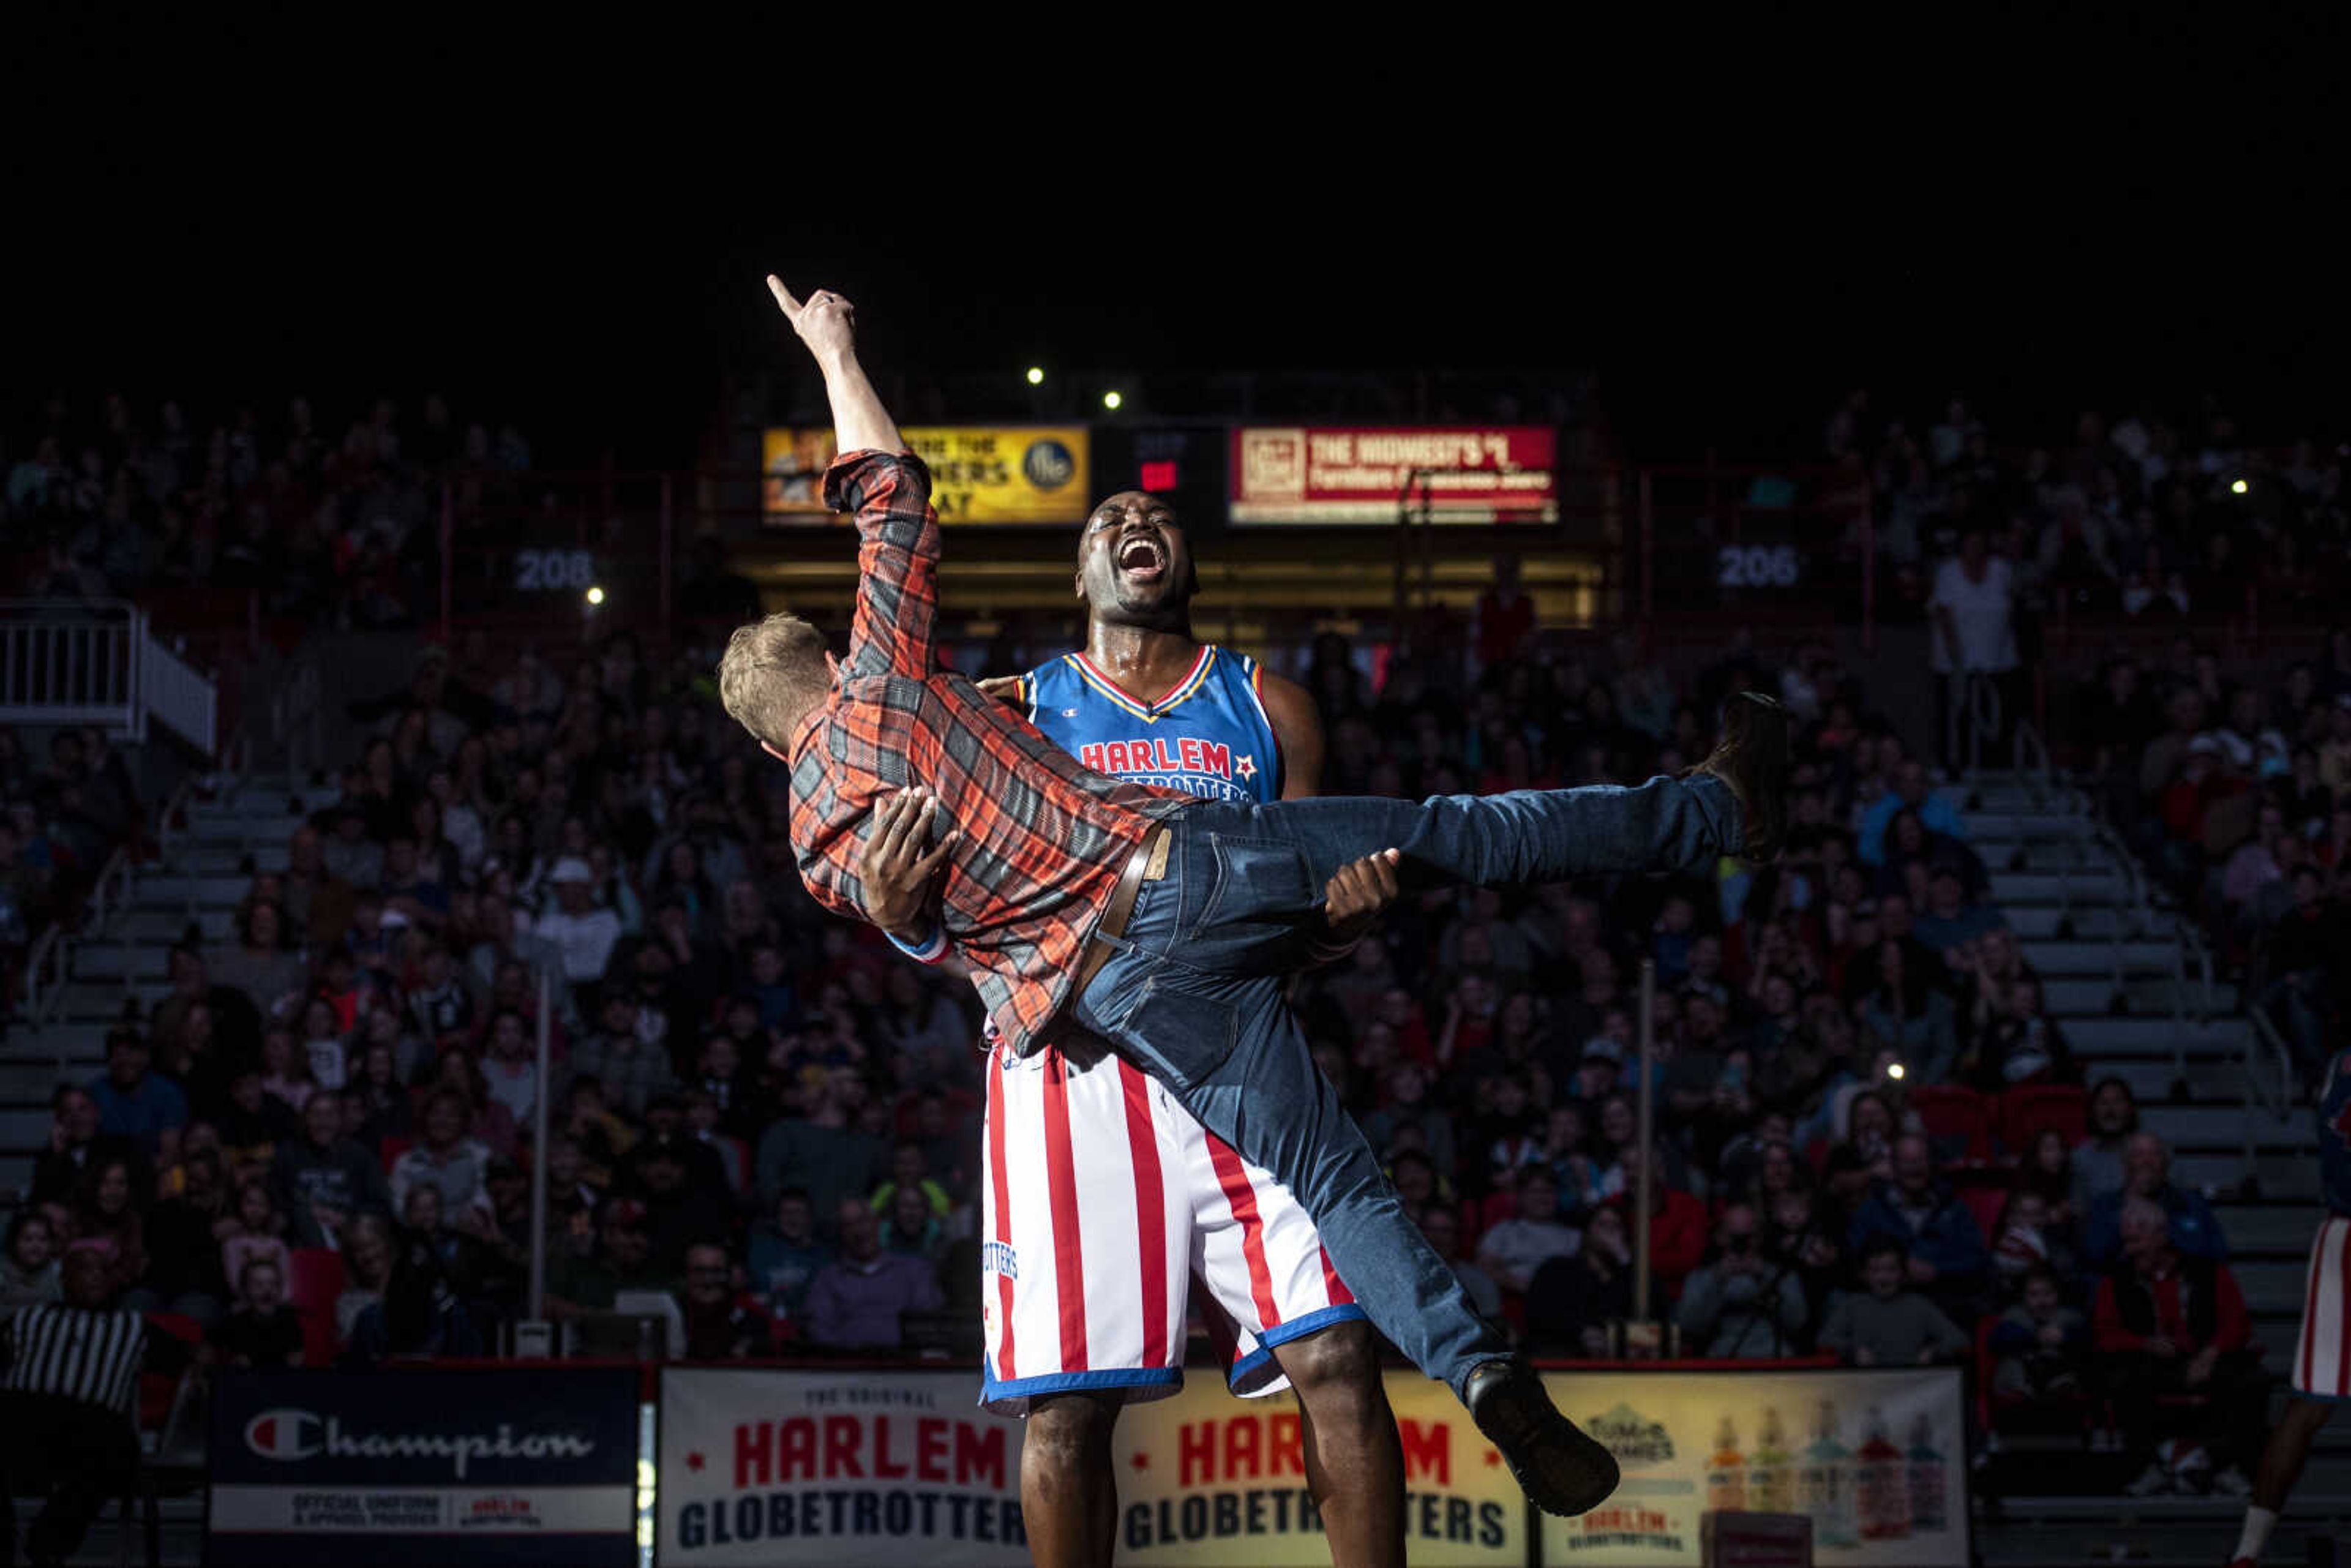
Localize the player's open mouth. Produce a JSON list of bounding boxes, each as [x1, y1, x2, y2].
[[1118, 535, 1166, 582]]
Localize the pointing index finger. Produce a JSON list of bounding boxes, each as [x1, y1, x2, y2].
[[766, 274, 802, 318]]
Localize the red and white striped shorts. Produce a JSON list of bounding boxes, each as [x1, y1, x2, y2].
[[978, 1033, 1362, 1415], [2293, 1214, 2351, 1400]]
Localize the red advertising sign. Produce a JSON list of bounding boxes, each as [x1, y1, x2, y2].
[[1229, 426, 1558, 524]]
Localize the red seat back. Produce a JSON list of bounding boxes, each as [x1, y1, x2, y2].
[[1908, 1084, 1995, 1162], [285, 1247, 348, 1367], [2000, 1086, 2088, 1155], [1957, 1185, 2009, 1243]]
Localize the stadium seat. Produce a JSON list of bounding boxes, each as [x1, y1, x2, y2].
[[1958, 1184, 2010, 1243], [378, 1134, 413, 1174], [138, 1313, 203, 1438], [1477, 1190, 1518, 1236], [285, 1247, 347, 1367], [1908, 1084, 1995, 1163], [1999, 1084, 2088, 1154]]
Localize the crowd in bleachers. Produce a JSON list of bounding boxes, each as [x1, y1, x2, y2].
[[2, 391, 533, 622], [2, 384, 2344, 1507]]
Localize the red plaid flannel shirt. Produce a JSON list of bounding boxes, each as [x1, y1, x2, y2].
[[785, 450, 1185, 1054]]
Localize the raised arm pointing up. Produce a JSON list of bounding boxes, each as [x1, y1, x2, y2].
[[767, 275, 903, 456]]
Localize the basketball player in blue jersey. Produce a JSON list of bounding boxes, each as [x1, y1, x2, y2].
[[2225, 1049, 2351, 1567], [872, 488, 1412, 1568]]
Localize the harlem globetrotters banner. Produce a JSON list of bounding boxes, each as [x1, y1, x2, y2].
[[207, 1367, 640, 1567], [1228, 426, 1559, 523], [654, 1368, 1520, 1567], [1108, 1375, 1525, 1566], [657, 1368, 1030, 1566], [1538, 1367, 1968, 1567], [654, 1364, 1964, 1567]]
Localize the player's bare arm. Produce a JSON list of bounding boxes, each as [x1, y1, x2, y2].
[[766, 275, 902, 453], [1255, 668, 1326, 800]]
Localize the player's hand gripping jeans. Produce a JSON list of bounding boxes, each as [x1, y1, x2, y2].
[[1071, 773, 1742, 1399]]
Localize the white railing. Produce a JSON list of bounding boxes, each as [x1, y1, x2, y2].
[[0, 600, 140, 730], [0, 598, 214, 752], [141, 632, 216, 752]]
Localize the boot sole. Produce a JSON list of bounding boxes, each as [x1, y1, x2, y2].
[[1504, 1426, 1622, 1517]]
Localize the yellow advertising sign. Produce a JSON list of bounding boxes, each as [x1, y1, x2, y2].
[[763, 427, 1090, 525]]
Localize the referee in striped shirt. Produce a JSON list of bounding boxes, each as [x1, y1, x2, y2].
[[1, 1245, 163, 1567]]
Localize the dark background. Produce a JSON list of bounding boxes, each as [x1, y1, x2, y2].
[[9, 9, 2346, 468]]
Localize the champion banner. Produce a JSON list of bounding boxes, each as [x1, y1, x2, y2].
[[206, 1366, 640, 1568], [1539, 1367, 1968, 1567]]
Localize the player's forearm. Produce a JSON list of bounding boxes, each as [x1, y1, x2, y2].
[[817, 347, 904, 456]]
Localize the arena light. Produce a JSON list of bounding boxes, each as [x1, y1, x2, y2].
[[1102, 390, 1123, 411], [1025, 366, 1044, 386], [2230, 478, 2248, 495], [1885, 1062, 1907, 1081], [585, 585, 606, 606]]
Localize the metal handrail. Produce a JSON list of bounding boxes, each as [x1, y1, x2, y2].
[[269, 661, 322, 784], [2245, 999, 2297, 1122], [1946, 671, 2003, 778], [13, 773, 201, 1035], [18, 920, 66, 1026], [2012, 718, 2054, 809]]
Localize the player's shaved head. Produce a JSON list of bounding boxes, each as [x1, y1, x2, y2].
[[1076, 490, 1197, 627]]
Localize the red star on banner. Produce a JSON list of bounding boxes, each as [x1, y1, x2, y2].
[[1131, 1452, 1151, 1472], [686, 1452, 706, 1471], [1483, 1449, 1501, 1468]]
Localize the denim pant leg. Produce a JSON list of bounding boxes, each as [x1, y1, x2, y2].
[[1245, 773, 1741, 894], [1075, 945, 1507, 1399]]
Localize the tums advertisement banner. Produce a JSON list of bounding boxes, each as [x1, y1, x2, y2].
[[1539, 1367, 1967, 1567]]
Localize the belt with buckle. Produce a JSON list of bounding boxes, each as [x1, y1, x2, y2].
[[1074, 824, 1170, 996]]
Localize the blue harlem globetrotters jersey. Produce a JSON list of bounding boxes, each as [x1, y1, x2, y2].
[[1020, 646, 1282, 805], [2320, 1049, 2351, 1215]]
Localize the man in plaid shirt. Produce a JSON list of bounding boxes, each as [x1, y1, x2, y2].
[[722, 276, 1789, 1520]]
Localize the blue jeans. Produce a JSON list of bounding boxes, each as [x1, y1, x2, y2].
[[1073, 773, 1741, 1397]]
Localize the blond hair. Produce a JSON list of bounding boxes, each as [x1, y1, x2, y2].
[[718, 613, 830, 748]]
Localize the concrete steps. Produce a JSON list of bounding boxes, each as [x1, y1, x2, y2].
[[1993, 870, 2124, 903], [2004, 905, 2137, 939], [2217, 1204, 2324, 1255], [2066, 1018, 2249, 1058], [2140, 1102, 2302, 1151], [2039, 976, 2237, 1015], [1979, 1496, 2351, 1567], [2020, 939, 2178, 973]]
